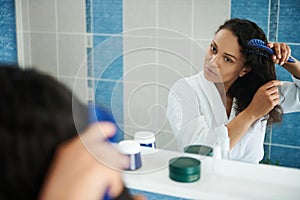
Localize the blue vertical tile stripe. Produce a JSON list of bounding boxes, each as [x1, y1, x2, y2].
[[232, 0, 300, 169], [94, 80, 123, 141], [269, 0, 279, 41], [92, 0, 123, 34], [93, 35, 123, 80], [0, 0, 17, 64], [86, 0, 92, 33], [230, 0, 269, 35], [278, 0, 300, 43], [89, 0, 124, 141]]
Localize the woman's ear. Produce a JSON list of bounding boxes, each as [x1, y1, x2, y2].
[[239, 66, 251, 77]]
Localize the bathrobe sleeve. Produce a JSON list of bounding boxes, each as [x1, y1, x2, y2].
[[166, 78, 228, 151], [280, 76, 300, 113]]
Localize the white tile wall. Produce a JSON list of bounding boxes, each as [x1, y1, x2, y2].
[[57, 0, 86, 33], [58, 34, 87, 78], [30, 33, 58, 75], [28, 0, 56, 32], [158, 0, 192, 37], [123, 0, 157, 31], [16, 0, 88, 104], [193, 0, 230, 39], [123, 82, 158, 131], [60, 77, 89, 104]]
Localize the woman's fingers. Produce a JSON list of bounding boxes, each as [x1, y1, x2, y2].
[[267, 42, 291, 65]]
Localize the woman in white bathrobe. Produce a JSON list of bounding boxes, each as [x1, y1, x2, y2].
[[166, 18, 300, 163]]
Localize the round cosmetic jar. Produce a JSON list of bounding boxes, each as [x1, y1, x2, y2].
[[134, 131, 156, 149], [118, 140, 142, 170], [184, 145, 213, 157], [169, 157, 201, 183]]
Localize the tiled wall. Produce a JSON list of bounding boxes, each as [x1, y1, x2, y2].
[[231, 0, 300, 168], [0, 0, 17, 64]]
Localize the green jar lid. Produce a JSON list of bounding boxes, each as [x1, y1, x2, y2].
[[169, 157, 201, 183], [184, 145, 213, 157]]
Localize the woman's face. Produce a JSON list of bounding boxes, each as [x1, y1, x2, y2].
[[204, 29, 249, 89]]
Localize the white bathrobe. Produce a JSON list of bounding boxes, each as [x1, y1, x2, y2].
[[166, 70, 300, 163]]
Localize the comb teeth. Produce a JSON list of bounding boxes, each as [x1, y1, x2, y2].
[[247, 39, 274, 55], [247, 39, 295, 63]]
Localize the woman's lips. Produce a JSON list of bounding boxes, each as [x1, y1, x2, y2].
[[205, 66, 218, 76]]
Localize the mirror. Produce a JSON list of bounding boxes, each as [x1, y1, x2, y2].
[[15, 0, 300, 170]]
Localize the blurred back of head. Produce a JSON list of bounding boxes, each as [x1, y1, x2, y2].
[[0, 65, 88, 199]]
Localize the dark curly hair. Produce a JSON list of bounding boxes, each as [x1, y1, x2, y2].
[[0, 65, 88, 199], [217, 18, 283, 124]]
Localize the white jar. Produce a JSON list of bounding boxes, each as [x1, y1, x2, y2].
[[118, 140, 142, 170], [134, 131, 156, 149]]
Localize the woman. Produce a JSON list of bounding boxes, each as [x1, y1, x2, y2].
[[166, 18, 300, 163]]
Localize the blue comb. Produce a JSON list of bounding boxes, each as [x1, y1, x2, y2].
[[247, 39, 295, 63]]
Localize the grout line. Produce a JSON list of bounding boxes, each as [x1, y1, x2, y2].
[[228, 0, 231, 18], [155, 0, 159, 130], [191, 0, 194, 75], [54, 0, 60, 80], [267, 0, 271, 39], [264, 141, 300, 150], [276, 0, 280, 42], [268, 125, 272, 159], [26, 0, 32, 67]]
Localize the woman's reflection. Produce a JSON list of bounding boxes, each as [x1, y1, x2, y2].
[[166, 18, 300, 163]]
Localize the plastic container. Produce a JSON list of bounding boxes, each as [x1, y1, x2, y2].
[[134, 131, 156, 148], [169, 157, 201, 183], [184, 145, 213, 157], [118, 140, 142, 170]]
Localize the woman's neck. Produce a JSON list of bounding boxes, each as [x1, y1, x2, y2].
[[215, 82, 233, 118]]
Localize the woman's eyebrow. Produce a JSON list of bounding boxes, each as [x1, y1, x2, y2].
[[224, 52, 237, 60], [213, 40, 237, 60]]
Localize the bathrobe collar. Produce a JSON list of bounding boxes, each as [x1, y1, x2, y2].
[[197, 71, 229, 125]]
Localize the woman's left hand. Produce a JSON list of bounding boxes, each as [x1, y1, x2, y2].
[[267, 42, 292, 66]]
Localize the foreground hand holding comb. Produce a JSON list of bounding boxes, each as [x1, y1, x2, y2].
[[39, 123, 146, 200]]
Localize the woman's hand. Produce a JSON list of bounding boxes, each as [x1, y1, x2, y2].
[[246, 80, 283, 120], [39, 122, 145, 200], [267, 42, 292, 66]]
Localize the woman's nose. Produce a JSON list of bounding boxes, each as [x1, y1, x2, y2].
[[210, 54, 220, 68]]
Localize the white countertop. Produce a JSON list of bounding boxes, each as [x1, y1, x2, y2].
[[122, 148, 300, 200]]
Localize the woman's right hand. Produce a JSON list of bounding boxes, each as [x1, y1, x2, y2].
[[246, 80, 282, 120], [39, 122, 146, 200]]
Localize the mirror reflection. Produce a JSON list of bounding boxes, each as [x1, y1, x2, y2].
[[12, 0, 300, 169]]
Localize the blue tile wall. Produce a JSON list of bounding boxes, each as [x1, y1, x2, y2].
[[0, 0, 17, 64], [232, 0, 300, 169], [278, 0, 300, 43], [129, 189, 190, 200], [231, 0, 269, 35], [270, 145, 300, 168], [272, 113, 300, 146]]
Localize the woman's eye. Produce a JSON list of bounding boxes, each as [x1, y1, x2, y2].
[[224, 57, 232, 63], [211, 45, 217, 53]]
